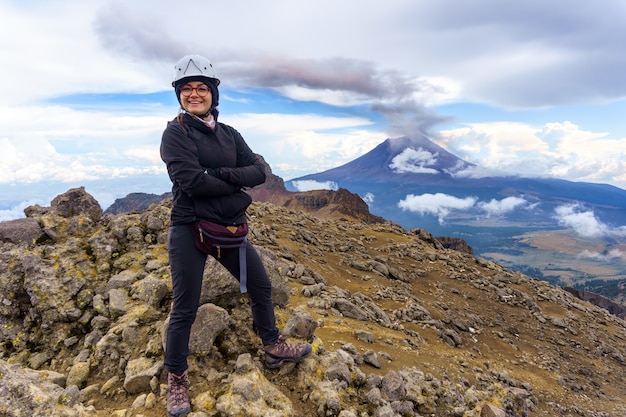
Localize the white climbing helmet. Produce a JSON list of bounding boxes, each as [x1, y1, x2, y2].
[[172, 55, 220, 87]]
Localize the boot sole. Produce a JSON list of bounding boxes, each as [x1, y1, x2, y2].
[[166, 405, 190, 417]]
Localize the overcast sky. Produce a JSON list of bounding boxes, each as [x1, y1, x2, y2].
[[2, 0, 626, 220]]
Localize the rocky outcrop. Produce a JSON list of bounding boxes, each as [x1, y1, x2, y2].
[[0, 187, 625, 417], [436, 236, 473, 255], [0, 217, 45, 244], [563, 286, 626, 319]]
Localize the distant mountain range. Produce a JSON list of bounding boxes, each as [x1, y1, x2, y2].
[[286, 135, 626, 246]]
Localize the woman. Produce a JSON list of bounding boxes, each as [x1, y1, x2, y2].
[[160, 55, 312, 417]]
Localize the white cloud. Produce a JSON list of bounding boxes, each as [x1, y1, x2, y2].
[[479, 196, 528, 217], [398, 193, 477, 224], [578, 249, 624, 262], [291, 180, 338, 192], [438, 121, 626, 189], [124, 146, 163, 164], [0, 199, 46, 222], [0, 104, 168, 185], [389, 148, 440, 174], [451, 165, 523, 180], [554, 204, 626, 238], [362, 192, 375, 205], [274, 86, 374, 107]]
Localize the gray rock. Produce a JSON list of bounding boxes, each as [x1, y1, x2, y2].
[[480, 403, 506, 417], [0, 217, 44, 244], [162, 303, 229, 356], [325, 362, 352, 384], [215, 359, 294, 416], [282, 308, 318, 340], [108, 288, 130, 318], [381, 371, 406, 401], [0, 359, 83, 416], [334, 298, 369, 321], [123, 358, 162, 394], [354, 329, 374, 344], [107, 269, 139, 291], [131, 275, 169, 307], [50, 187, 102, 221], [363, 350, 382, 369]]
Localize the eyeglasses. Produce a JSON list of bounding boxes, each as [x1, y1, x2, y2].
[[179, 85, 211, 97]]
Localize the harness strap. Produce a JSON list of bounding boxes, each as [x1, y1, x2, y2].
[[239, 240, 247, 293]]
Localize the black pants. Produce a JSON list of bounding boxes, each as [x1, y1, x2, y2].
[[164, 224, 280, 374]]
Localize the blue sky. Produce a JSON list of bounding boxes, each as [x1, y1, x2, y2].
[[2, 0, 626, 221]]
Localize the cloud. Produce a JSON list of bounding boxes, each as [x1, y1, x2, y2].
[[0, 199, 46, 222], [0, 105, 167, 185], [362, 192, 375, 205], [554, 204, 626, 238], [92, 2, 184, 63], [451, 165, 524, 180], [397, 194, 531, 224], [578, 249, 624, 262], [92, 2, 452, 138], [478, 196, 528, 216], [389, 148, 440, 174], [398, 193, 477, 224], [291, 180, 338, 192], [439, 121, 626, 188]]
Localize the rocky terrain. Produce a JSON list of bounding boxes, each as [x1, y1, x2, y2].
[[1, 187, 626, 416]]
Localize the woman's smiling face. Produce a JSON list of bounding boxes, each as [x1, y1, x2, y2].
[[180, 81, 212, 116]]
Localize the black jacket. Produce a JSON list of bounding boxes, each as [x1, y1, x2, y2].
[[160, 113, 266, 225]]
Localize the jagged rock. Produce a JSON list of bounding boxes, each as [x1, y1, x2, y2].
[[123, 358, 162, 394], [0, 217, 44, 244], [108, 288, 130, 318], [326, 362, 352, 384], [354, 329, 374, 343], [162, 303, 230, 356], [282, 307, 318, 341], [481, 403, 506, 416], [0, 359, 87, 416], [214, 354, 294, 416], [363, 350, 382, 368], [50, 186, 103, 221], [107, 269, 138, 291], [23, 253, 87, 325], [436, 236, 473, 255], [131, 274, 169, 307], [66, 362, 90, 389], [334, 297, 370, 321], [381, 370, 406, 401], [309, 380, 343, 416]]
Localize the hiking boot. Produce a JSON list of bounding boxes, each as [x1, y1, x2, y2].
[[263, 335, 312, 369], [166, 370, 190, 417]]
